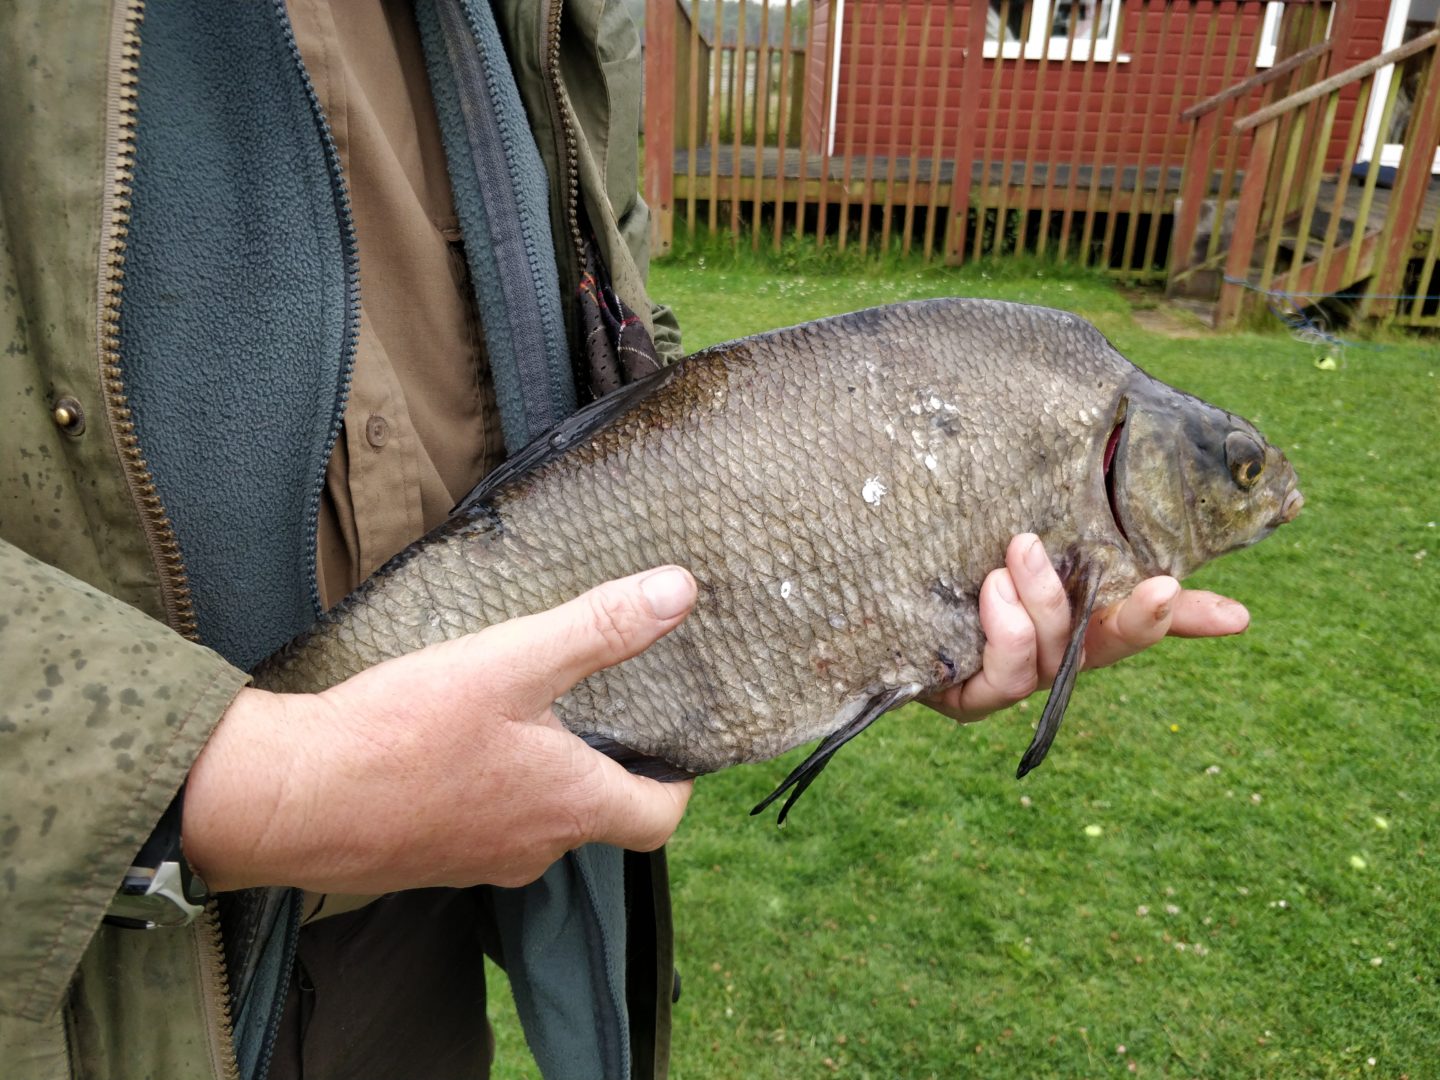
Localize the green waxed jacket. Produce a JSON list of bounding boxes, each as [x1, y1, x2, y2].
[[0, 1, 681, 1077]]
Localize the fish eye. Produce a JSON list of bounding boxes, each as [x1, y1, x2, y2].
[[1233, 457, 1263, 487], [1225, 431, 1265, 489]]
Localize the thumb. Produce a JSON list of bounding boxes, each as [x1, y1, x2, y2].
[[483, 566, 697, 715], [1083, 575, 1180, 669], [589, 774, 695, 853]]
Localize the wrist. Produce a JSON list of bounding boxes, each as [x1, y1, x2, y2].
[[183, 685, 318, 892]]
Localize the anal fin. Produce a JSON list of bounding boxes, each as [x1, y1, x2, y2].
[[581, 733, 698, 783], [751, 683, 922, 824]]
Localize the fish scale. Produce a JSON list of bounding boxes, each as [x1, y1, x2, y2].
[[255, 299, 1301, 798]]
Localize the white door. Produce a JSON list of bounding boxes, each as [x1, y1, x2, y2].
[[1358, 0, 1440, 174]]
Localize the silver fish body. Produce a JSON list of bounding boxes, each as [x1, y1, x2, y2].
[[255, 299, 1300, 796]]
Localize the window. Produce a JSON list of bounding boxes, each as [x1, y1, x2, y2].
[[984, 0, 1122, 62], [1254, 2, 1283, 67], [1256, 1, 1334, 68]]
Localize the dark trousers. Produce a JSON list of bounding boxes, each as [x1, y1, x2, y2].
[[269, 889, 495, 1080]]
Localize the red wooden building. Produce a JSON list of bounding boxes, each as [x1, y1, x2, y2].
[[811, 1, 1398, 166], [645, 0, 1440, 327]]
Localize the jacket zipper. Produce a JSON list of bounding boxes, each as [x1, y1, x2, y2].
[[99, 3, 239, 1077], [270, 0, 362, 621], [97, 0, 199, 642], [197, 900, 243, 1080], [541, 0, 585, 291]]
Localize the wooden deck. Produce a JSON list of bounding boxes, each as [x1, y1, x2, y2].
[[674, 147, 1195, 194], [650, 0, 1440, 326], [1306, 174, 1440, 245], [1184, 174, 1440, 260], [673, 150, 1439, 233]]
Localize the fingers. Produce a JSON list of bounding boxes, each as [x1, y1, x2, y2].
[[479, 567, 697, 714], [921, 534, 1254, 729], [1083, 575, 1180, 670], [588, 773, 695, 853], [938, 565, 1038, 721], [1083, 581, 1249, 669], [923, 534, 1074, 723], [1006, 533, 1072, 685], [1166, 589, 1250, 638]]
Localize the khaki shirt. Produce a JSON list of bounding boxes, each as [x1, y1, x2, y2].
[[290, 0, 507, 613], [290, 0, 511, 927]]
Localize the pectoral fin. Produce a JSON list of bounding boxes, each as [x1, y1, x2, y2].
[[752, 683, 923, 824], [1016, 571, 1104, 779]]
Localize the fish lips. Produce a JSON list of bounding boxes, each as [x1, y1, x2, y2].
[[1276, 485, 1305, 526]]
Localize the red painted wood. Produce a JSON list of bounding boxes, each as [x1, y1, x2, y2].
[[644, 0, 676, 253], [823, 0, 1386, 176], [1218, 119, 1277, 326], [1362, 37, 1440, 317]]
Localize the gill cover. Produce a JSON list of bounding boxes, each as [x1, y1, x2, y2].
[[1111, 386, 1300, 581]]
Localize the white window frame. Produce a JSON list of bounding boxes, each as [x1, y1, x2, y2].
[[982, 0, 1124, 63], [1256, 1, 1335, 68], [1357, 0, 1440, 173], [1254, 2, 1284, 68]]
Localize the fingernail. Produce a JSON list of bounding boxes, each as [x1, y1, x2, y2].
[[1024, 536, 1048, 573], [1218, 597, 1251, 630], [1156, 584, 1179, 622], [641, 568, 693, 620], [995, 572, 1018, 604]]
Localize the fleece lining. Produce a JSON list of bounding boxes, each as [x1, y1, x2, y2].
[[121, 0, 355, 671]]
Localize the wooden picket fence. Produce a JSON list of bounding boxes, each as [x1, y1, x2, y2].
[[643, 0, 1440, 327]]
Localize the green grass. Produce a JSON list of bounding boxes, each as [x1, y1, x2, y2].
[[489, 254, 1440, 1078]]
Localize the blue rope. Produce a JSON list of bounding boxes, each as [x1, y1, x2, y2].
[[1219, 274, 1427, 350], [1220, 274, 1435, 303]]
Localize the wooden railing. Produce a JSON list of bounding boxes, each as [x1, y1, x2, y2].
[[1203, 27, 1440, 327], [1168, 37, 1333, 290], [646, 0, 1325, 279]]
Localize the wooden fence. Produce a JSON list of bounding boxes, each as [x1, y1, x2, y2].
[[644, 0, 1440, 326]]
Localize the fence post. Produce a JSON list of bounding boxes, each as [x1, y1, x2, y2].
[[645, 0, 677, 255], [1169, 110, 1219, 290], [1361, 42, 1440, 321], [945, 0, 988, 264], [1216, 120, 1277, 328]]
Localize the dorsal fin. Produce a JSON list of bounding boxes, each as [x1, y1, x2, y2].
[[452, 362, 681, 515]]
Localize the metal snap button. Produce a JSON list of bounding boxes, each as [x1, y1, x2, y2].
[[52, 396, 85, 436]]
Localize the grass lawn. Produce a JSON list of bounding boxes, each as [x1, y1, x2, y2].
[[489, 252, 1440, 1078]]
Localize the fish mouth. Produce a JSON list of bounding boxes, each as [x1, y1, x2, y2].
[[1275, 487, 1304, 525], [1236, 485, 1302, 549]]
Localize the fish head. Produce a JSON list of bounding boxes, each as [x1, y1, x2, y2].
[[1107, 385, 1303, 580]]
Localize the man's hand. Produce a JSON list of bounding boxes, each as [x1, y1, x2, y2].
[[184, 567, 698, 894], [924, 534, 1251, 723]]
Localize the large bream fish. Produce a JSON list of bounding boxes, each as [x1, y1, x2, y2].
[[256, 299, 1302, 819]]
